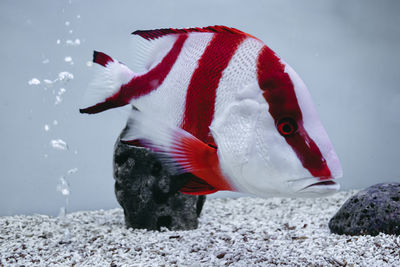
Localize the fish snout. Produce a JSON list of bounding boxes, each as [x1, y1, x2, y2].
[[292, 150, 342, 197]]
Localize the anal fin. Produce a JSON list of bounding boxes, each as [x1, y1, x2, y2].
[[179, 175, 218, 195]]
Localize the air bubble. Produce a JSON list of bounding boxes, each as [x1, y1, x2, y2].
[[50, 139, 68, 150], [67, 168, 78, 175], [57, 177, 70, 196], [57, 71, 74, 82], [28, 78, 40, 85]]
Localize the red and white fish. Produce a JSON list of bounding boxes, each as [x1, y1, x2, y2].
[[80, 26, 342, 197]]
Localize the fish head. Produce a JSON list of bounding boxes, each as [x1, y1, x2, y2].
[[211, 51, 342, 198]]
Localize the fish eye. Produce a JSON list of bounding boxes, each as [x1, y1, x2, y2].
[[277, 118, 297, 136]]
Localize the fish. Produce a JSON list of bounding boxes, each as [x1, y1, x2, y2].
[[80, 25, 342, 198]]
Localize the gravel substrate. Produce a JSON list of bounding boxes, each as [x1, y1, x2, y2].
[[1, 191, 400, 266]]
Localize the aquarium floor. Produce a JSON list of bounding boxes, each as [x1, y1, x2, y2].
[[1, 191, 399, 266]]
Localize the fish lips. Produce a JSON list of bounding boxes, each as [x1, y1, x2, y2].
[[288, 177, 341, 197]]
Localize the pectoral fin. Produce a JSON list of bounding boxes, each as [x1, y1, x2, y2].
[[121, 110, 234, 194]]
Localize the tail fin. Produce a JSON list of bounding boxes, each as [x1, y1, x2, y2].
[[79, 51, 135, 114], [92, 51, 113, 67]]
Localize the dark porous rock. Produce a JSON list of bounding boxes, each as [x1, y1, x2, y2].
[[329, 183, 400, 236], [113, 136, 206, 231]]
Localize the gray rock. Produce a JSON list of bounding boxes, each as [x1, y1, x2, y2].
[[113, 135, 206, 231], [329, 183, 400, 236]]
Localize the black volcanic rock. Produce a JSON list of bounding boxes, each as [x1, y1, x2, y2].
[[113, 135, 206, 231], [329, 183, 400, 236]]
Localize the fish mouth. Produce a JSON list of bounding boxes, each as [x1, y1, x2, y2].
[[304, 179, 337, 188], [288, 177, 340, 197]]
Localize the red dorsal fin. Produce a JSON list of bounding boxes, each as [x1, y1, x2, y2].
[[132, 25, 257, 40]]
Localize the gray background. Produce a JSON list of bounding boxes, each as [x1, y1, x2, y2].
[[1, 0, 399, 216]]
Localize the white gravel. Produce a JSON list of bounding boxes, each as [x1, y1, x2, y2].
[[1, 191, 399, 266]]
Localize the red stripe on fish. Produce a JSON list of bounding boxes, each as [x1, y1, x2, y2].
[[132, 25, 256, 40], [257, 46, 332, 179], [182, 33, 246, 142], [119, 34, 187, 98], [80, 34, 188, 114]]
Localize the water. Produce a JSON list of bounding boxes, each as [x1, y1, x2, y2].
[[2, 0, 400, 217], [30, 10, 79, 220]]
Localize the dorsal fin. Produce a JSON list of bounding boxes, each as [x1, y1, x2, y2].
[[132, 25, 257, 40]]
